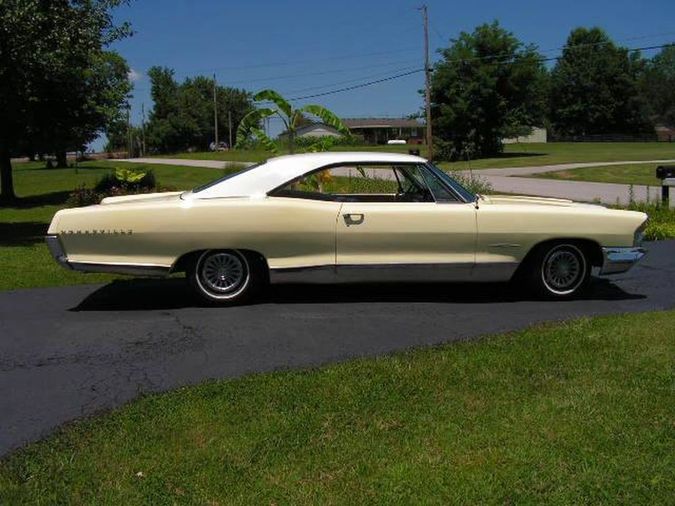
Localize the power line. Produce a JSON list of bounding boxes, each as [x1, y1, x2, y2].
[[285, 68, 424, 101], [171, 46, 423, 76], [133, 43, 674, 106], [222, 58, 420, 86], [281, 65, 422, 95], [260, 42, 674, 103]]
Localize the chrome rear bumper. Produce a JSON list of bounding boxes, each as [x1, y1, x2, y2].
[[600, 247, 646, 275], [45, 235, 72, 270]]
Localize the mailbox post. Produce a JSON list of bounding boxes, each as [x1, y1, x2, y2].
[[656, 165, 675, 205]]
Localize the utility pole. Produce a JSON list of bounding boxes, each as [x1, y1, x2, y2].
[[228, 110, 233, 149], [141, 103, 146, 157], [213, 73, 219, 147], [126, 104, 132, 158], [420, 4, 433, 161]]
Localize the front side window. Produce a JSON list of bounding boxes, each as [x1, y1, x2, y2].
[[272, 164, 437, 203], [425, 163, 476, 202]]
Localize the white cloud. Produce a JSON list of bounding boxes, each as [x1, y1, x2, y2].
[[127, 68, 142, 82]]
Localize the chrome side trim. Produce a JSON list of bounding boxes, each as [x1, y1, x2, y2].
[[472, 262, 519, 282], [45, 235, 170, 277], [270, 265, 337, 284], [68, 262, 170, 277], [45, 235, 72, 270], [269, 262, 518, 284], [338, 263, 474, 283], [600, 247, 646, 275]]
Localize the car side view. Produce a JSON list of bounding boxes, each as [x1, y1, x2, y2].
[[46, 152, 648, 304]]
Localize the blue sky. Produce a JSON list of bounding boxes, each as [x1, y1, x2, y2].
[[103, 0, 675, 148]]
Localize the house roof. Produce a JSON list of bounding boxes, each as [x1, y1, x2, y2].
[[278, 123, 340, 138], [343, 118, 425, 129]]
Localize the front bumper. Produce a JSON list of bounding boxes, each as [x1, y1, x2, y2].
[[600, 247, 647, 275]]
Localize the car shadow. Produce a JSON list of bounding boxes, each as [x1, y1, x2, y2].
[[70, 276, 645, 311]]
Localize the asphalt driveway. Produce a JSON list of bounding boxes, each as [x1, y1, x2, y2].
[[1, 240, 674, 456]]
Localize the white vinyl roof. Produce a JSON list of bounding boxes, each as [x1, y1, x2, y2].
[[188, 151, 427, 199]]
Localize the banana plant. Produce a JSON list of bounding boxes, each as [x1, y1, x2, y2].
[[236, 89, 350, 154]]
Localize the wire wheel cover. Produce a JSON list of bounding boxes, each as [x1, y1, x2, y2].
[[200, 252, 246, 294], [543, 248, 583, 292]]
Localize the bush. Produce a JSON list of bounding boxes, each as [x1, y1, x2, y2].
[[94, 167, 156, 192], [294, 135, 361, 149], [448, 170, 493, 195], [66, 168, 163, 208], [623, 201, 675, 240]]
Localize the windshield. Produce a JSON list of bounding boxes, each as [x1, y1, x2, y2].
[[425, 163, 476, 202], [191, 161, 266, 194]]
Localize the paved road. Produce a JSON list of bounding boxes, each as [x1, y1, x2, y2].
[[463, 159, 675, 206], [467, 159, 675, 177], [476, 174, 664, 205], [116, 157, 251, 169], [1, 241, 674, 456]]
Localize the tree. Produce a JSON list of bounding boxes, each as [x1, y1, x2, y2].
[[145, 67, 254, 153], [0, 0, 132, 203], [550, 27, 651, 137], [640, 44, 675, 127], [236, 90, 350, 154], [430, 21, 548, 160]]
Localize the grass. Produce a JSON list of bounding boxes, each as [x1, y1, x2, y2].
[[170, 142, 675, 170], [532, 163, 665, 186], [0, 310, 673, 504], [0, 160, 229, 290]]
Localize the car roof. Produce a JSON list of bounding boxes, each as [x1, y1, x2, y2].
[[191, 151, 427, 199]]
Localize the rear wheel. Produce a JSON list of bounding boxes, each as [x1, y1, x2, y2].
[[529, 243, 590, 298], [189, 249, 259, 305]]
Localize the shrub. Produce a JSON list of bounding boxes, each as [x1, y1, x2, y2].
[[66, 168, 164, 208], [448, 170, 493, 195], [294, 135, 360, 149], [623, 201, 675, 240], [94, 167, 156, 193]]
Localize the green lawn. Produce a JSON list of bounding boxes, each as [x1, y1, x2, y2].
[[0, 160, 228, 290], [532, 163, 665, 186], [1, 310, 672, 504], [170, 142, 675, 170]]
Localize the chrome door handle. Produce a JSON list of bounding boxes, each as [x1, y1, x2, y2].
[[343, 213, 365, 226]]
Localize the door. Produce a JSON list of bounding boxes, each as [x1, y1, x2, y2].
[[334, 164, 476, 282]]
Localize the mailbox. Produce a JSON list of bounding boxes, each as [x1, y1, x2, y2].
[[656, 165, 675, 181], [656, 165, 675, 204]]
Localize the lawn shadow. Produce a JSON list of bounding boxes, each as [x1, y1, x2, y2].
[[487, 151, 547, 159], [6, 191, 72, 208], [0, 222, 48, 246], [71, 276, 644, 311]]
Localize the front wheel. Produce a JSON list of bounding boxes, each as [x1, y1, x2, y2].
[[189, 249, 258, 305], [529, 243, 590, 298]]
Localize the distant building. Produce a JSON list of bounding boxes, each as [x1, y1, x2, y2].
[[343, 118, 426, 145], [502, 127, 547, 144], [278, 123, 342, 141], [655, 125, 675, 142]]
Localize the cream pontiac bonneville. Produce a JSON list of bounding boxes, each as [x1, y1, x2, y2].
[[46, 152, 647, 304]]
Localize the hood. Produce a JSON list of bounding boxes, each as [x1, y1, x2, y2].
[[99, 191, 183, 206], [481, 194, 606, 210]]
